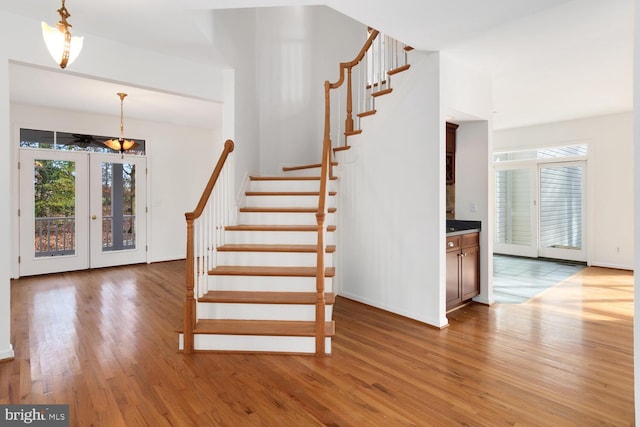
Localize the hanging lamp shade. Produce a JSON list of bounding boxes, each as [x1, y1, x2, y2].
[[104, 93, 138, 156], [41, 0, 83, 69]]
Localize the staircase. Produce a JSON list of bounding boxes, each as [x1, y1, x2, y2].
[[179, 28, 412, 356], [179, 165, 338, 354]]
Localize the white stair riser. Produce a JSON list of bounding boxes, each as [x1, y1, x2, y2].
[[208, 275, 333, 292], [225, 230, 335, 245], [197, 303, 333, 321], [245, 195, 336, 208], [179, 334, 332, 354], [250, 180, 336, 193], [217, 251, 334, 267], [237, 212, 335, 226]]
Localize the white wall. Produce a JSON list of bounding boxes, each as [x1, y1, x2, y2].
[[256, 6, 365, 175], [334, 46, 493, 327], [440, 52, 493, 121], [0, 59, 13, 361], [10, 103, 221, 268], [440, 52, 494, 306], [455, 122, 493, 304], [335, 52, 446, 327], [213, 8, 261, 191], [494, 112, 634, 269]]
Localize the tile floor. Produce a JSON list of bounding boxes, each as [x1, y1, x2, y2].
[[492, 254, 586, 304]]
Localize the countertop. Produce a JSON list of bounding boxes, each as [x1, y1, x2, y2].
[[446, 219, 481, 236]]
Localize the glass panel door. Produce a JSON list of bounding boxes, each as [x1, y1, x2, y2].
[[494, 166, 537, 258], [537, 161, 586, 262], [19, 149, 146, 276], [89, 153, 147, 268], [19, 149, 89, 276]]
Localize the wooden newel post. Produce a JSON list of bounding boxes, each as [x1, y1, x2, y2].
[[315, 211, 326, 356], [345, 66, 354, 135], [184, 216, 196, 353]]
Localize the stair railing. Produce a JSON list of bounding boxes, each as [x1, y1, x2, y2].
[[316, 30, 410, 355], [183, 139, 235, 353], [329, 29, 411, 149]]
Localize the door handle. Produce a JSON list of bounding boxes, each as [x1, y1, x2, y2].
[[91, 215, 97, 220]]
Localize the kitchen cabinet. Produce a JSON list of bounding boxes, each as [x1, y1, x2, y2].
[[446, 231, 480, 311], [446, 122, 458, 185]]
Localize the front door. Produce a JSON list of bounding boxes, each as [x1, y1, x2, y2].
[[19, 149, 147, 276], [89, 154, 147, 269], [19, 149, 90, 276]]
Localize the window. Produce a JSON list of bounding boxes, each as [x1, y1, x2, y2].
[[494, 144, 587, 163], [20, 128, 145, 155]]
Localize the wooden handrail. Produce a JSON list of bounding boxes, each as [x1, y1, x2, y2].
[[183, 139, 235, 353], [186, 139, 235, 221], [314, 30, 381, 356], [329, 30, 379, 90]]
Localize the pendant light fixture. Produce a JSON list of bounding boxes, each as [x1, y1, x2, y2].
[[104, 93, 138, 157], [41, 0, 84, 69]]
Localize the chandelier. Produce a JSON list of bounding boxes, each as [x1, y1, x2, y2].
[[104, 93, 138, 157], [41, 0, 84, 69]]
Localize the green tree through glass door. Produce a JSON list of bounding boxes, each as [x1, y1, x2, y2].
[[33, 159, 77, 257]]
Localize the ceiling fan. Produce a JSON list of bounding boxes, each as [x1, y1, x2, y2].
[[56, 132, 104, 148]]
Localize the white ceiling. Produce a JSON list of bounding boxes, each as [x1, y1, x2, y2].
[[1, 0, 634, 130]]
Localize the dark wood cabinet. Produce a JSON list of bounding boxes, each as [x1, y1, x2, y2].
[[446, 122, 458, 185], [446, 232, 480, 311]]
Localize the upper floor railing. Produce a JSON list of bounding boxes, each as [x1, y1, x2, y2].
[[328, 29, 411, 149]]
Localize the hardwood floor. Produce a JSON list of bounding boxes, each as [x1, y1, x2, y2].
[[1, 261, 633, 426]]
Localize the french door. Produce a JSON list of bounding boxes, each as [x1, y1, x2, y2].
[[494, 161, 586, 262], [537, 162, 586, 262], [19, 149, 147, 276], [494, 165, 537, 258]]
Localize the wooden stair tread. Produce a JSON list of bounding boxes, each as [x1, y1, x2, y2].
[[333, 146, 351, 153], [282, 162, 338, 172], [190, 319, 335, 337], [200, 291, 335, 304], [387, 64, 411, 76], [239, 207, 336, 213], [372, 88, 393, 97], [208, 266, 335, 277], [249, 176, 337, 181], [357, 110, 376, 118], [217, 244, 336, 253], [225, 224, 336, 232], [245, 191, 337, 196], [345, 130, 362, 137]]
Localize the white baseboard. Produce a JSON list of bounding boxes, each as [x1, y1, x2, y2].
[[0, 344, 15, 361], [588, 261, 633, 271], [338, 291, 447, 328], [473, 295, 495, 305]]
